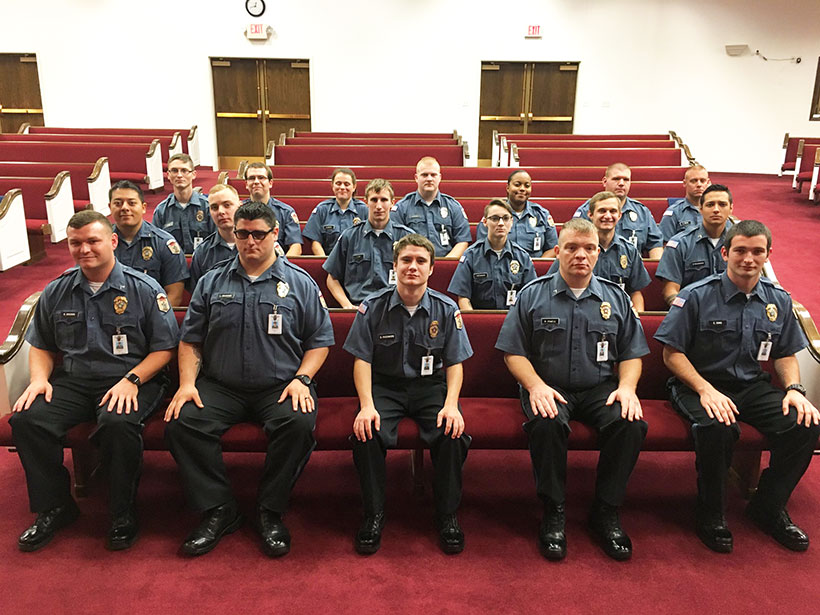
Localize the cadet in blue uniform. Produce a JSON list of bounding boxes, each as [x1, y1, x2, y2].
[[324, 178, 412, 308], [449, 199, 536, 310], [189, 183, 241, 291], [10, 211, 179, 552], [303, 168, 369, 255], [657, 184, 734, 307], [244, 161, 303, 256], [109, 180, 189, 306], [549, 192, 650, 311], [165, 202, 334, 558], [660, 165, 711, 242], [391, 156, 472, 258], [475, 169, 558, 257], [574, 163, 664, 258], [655, 220, 820, 553], [345, 234, 473, 555], [152, 153, 215, 253], [496, 218, 649, 562]]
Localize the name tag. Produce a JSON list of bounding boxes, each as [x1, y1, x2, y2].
[[421, 355, 434, 376], [323, 225, 336, 231], [757, 340, 772, 361], [218, 293, 235, 300], [352, 254, 364, 263], [532, 234, 542, 252], [506, 290, 517, 306], [378, 334, 396, 341], [388, 269, 397, 285], [690, 260, 706, 267], [542, 318, 559, 325], [473, 273, 488, 280], [268, 313, 282, 335], [440, 229, 450, 246], [710, 320, 726, 328], [597, 340, 609, 362], [193, 236, 204, 250], [112, 334, 128, 355], [61, 311, 79, 318]]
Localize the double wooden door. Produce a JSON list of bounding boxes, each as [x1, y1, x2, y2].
[[0, 53, 44, 134]]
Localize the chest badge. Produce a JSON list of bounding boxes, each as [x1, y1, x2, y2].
[[528, 216, 537, 227], [629, 211, 637, 222], [142, 246, 154, 261], [277, 281, 290, 298], [429, 320, 439, 339], [196, 210, 205, 222], [353, 217, 362, 225], [510, 260, 520, 274], [113, 295, 128, 315], [766, 303, 778, 322], [600, 301, 612, 320], [620, 254, 628, 269], [440, 207, 449, 219]]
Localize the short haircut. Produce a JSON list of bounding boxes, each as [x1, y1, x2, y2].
[[393, 233, 435, 265], [560, 217, 597, 241], [168, 153, 194, 169], [700, 183, 733, 205], [364, 178, 394, 200], [68, 210, 113, 233], [331, 167, 357, 184], [588, 191, 621, 214], [245, 161, 273, 180], [684, 164, 708, 178], [234, 201, 278, 229], [484, 198, 512, 218], [725, 219, 771, 251], [109, 180, 144, 202], [604, 162, 631, 177], [507, 169, 531, 184], [416, 156, 440, 171], [208, 183, 239, 199]]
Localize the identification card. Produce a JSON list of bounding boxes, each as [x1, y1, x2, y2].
[[596, 341, 609, 362], [388, 269, 397, 285], [421, 355, 434, 376], [193, 236, 204, 250], [757, 340, 772, 361], [439, 230, 450, 246], [112, 334, 128, 355], [533, 234, 542, 252], [506, 290, 517, 306], [268, 313, 282, 335], [628, 234, 638, 247]]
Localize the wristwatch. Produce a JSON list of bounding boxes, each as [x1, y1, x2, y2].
[[294, 374, 313, 387], [785, 383, 807, 396], [124, 372, 142, 387]]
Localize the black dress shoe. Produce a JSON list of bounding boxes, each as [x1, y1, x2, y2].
[[258, 509, 291, 558], [436, 513, 464, 554], [181, 503, 244, 557], [18, 500, 80, 552], [107, 508, 139, 551], [589, 502, 632, 561], [747, 503, 809, 552], [695, 509, 733, 553], [538, 503, 567, 561], [354, 512, 385, 555]]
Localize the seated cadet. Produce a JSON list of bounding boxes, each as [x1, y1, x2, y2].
[[657, 184, 734, 307], [165, 201, 334, 558], [189, 183, 241, 291], [496, 218, 648, 561], [475, 169, 557, 257], [323, 178, 412, 309], [244, 161, 303, 256], [303, 168, 368, 256], [655, 220, 820, 553], [660, 165, 711, 242], [152, 153, 215, 253], [10, 210, 179, 552], [448, 199, 536, 310], [548, 191, 650, 311], [345, 234, 473, 555], [110, 180, 189, 306], [391, 156, 472, 258], [574, 162, 664, 258]]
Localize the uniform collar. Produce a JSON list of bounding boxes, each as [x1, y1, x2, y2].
[[507, 199, 537, 218], [412, 191, 441, 206], [363, 219, 400, 238], [113, 220, 155, 242], [719, 271, 764, 302], [388, 286, 432, 314], [73, 260, 128, 293], [228, 253, 284, 283], [552, 272, 604, 300], [480, 237, 513, 257], [694, 223, 729, 243], [621, 197, 640, 212]]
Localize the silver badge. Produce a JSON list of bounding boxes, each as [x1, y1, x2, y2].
[[440, 207, 449, 218], [629, 211, 637, 222], [277, 281, 290, 298]]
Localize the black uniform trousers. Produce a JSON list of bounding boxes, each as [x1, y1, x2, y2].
[[9, 370, 167, 516], [352, 372, 471, 516], [164, 376, 316, 514], [669, 376, 820, 515], [522, 379, 647, 508]]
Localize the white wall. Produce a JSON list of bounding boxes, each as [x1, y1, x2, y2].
[[1, 0, 819, 173]]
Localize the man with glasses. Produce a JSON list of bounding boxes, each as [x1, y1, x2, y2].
[[449, 199, 536, 310], [244, 162, 303, 256], [153, 153, 214, 254], [189, 183, 242, 291], [165, 201, 334, 558]]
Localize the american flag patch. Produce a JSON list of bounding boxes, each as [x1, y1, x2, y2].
[[459, 255, 466, 263], [358, 303, 368, 314], [666, 240, 679, 249], [672, 296, 686, 308], [662, 210, 673, 217]]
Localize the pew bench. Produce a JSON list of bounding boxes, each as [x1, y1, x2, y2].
[[0, 189, 31, 269], [0, 173, 77, 244]]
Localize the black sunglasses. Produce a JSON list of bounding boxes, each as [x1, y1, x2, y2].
[[234, 228, 275, 241]]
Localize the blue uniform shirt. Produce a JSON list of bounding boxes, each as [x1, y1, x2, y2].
[[656, 224, 731, 289], [323, 219, 413, 304], [547, 234, 650, 294], [496, 273, 649, 392], [188, 231, 236, 292], [660, 198, 701, 242], [152, 191, 215, 254], [344, 286, 473, 380], [448, 238, 536, 309], [243, 197, 303, 250], [181, 255, 334, 391], [574, 197, 664, 254], [26, 261, 180, 378], [391, 191, 472, 256], [475, 200, 558, 257], [654, 272, 806, 384], [303, 198, 369, 254], [114, 220, 190, 287]]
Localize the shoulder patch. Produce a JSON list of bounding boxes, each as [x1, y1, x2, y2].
[[358, 302, 368, 314], [156, 293, 171, 312], [662, 209, 674, 217], [291, 212, 299, 224], [547, 215, 555, 227], [671, 296, 686, 308], [454, 309, 463, 330], [459, 254, 466, 263], [666, 240, 679, 249], [166, 238, 181, 254]]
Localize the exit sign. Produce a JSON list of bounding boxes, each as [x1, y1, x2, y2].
[[246, 23, 270, 40], [525, 25, 542, 39]]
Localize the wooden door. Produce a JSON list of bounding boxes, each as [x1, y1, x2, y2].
[[0, 53, 44, 134], [527, 62, 577, 136], [478, 62, 528, 161]]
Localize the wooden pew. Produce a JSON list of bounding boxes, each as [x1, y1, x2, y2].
[[291, 131, 458, 139], [794, 144, 820, 198], [500, 139, 677, 166], [0, 189, 31, 269], [0, 173, 76, 243], [494, 132, 674, 166], [269, 144, 467, 167], [515, 147, 684, 168], [5, 132, 180, 164], [780, 134, 820, 177], [285, 137, 460, 146]]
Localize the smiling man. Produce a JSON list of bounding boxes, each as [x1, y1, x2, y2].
[[303, 168, 369, 256], [243, 162, 303, 256]]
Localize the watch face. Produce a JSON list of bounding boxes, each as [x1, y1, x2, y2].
[[246, 0, 266, 17]]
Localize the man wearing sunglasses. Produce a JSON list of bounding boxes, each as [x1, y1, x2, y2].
[[165, 201, 334, 558], [153, 153, 214, 254]]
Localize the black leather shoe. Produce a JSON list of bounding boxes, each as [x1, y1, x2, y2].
[[695, 508, 733, 553], [18, 500, 80, 552], [538, 503, 567, 561], [258, 509, 291, 557], [589, 502, 632, 561], [180, 503, 244, 557], [106, 508, 139, 551], [747, 503, 809, 552], [354, 512, 385, 555], [436, 513, 464, 554]]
